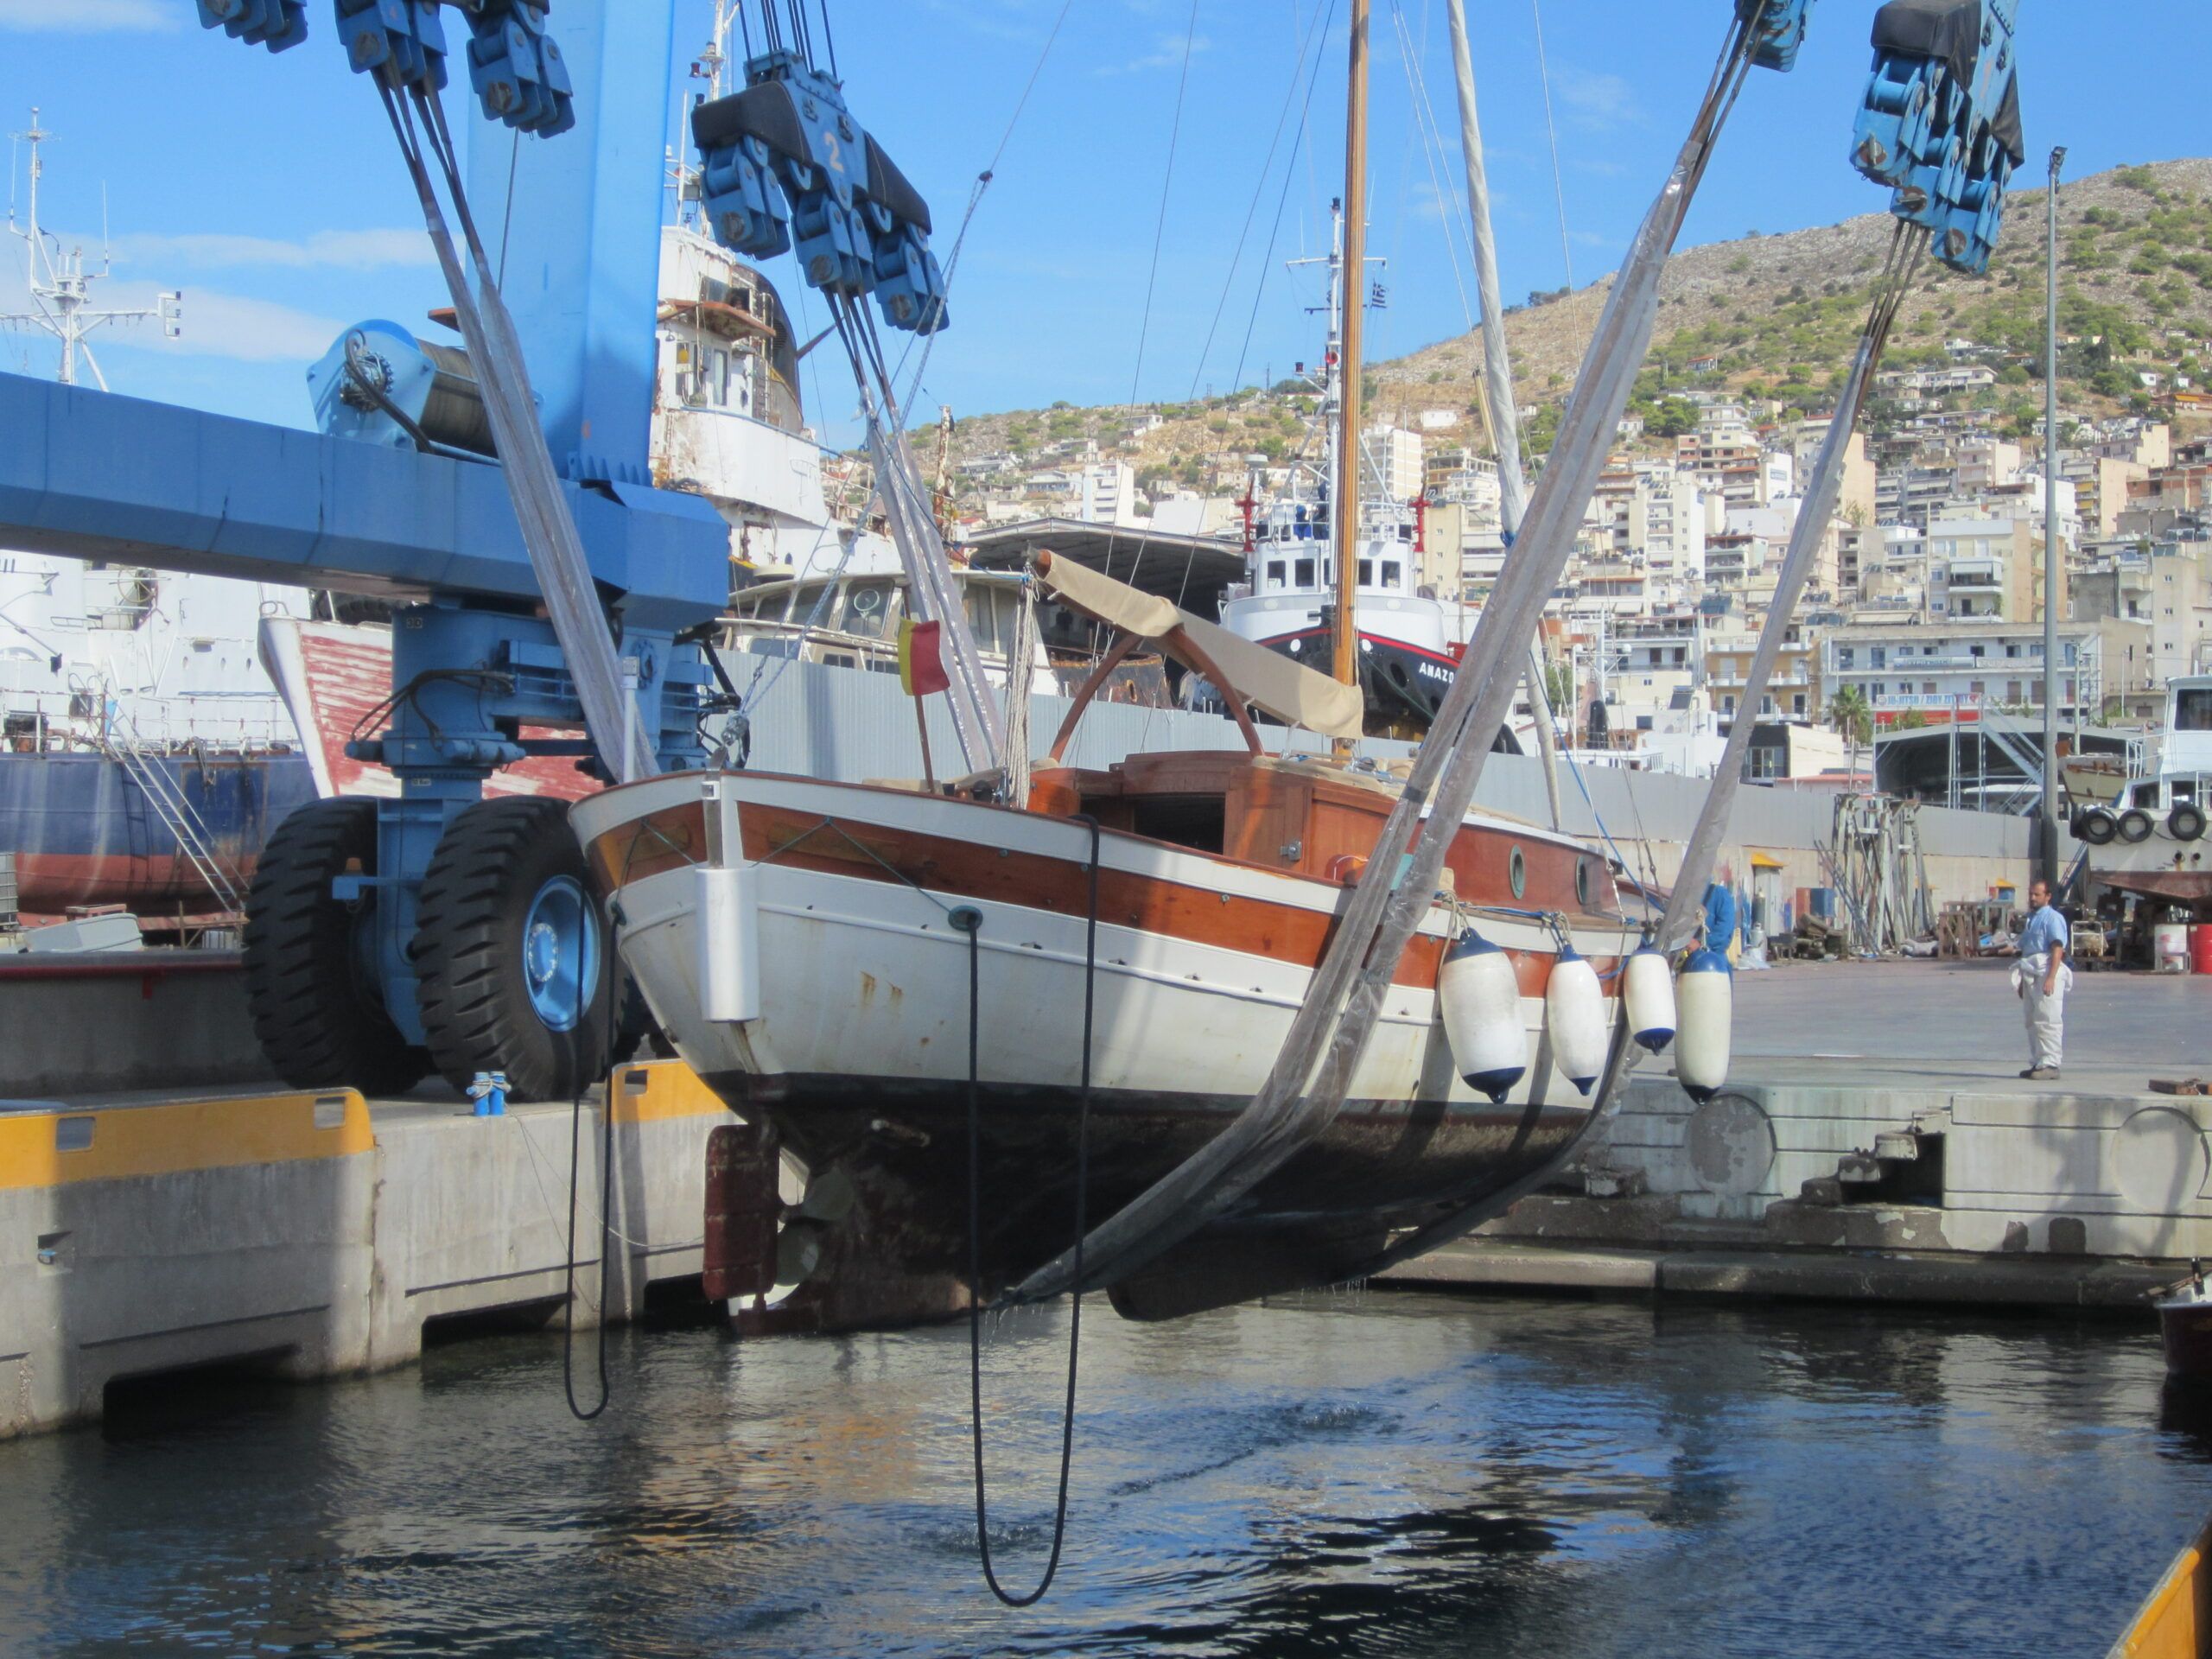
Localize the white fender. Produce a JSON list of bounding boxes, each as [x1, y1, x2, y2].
[[1675, 947, 1734, 1103], [1623, 945, 1677, 1055], [1437, 931, 1528, 1103], [1544, 946, 1608, 1096]]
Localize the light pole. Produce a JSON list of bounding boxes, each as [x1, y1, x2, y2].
[[2042, 144, 2066, 888]]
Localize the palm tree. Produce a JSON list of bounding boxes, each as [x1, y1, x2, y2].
[[1829, 686, 1873, 788]]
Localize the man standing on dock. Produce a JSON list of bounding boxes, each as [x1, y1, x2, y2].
[[2012, 880, 2070, 1081]]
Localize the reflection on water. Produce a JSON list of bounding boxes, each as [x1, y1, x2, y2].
[[0, 1292, 2205, 1656]]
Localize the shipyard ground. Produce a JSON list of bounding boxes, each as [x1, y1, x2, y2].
[[4, 953, 2212, 1437]]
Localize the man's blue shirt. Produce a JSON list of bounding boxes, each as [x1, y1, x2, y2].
[[2018, 905, 2069, 957]]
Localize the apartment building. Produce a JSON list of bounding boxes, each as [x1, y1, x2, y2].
[[1706, 626, 1821, 724], [1821, 620, 2101, 718]]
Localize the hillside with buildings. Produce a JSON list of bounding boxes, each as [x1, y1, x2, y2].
[[822, 160, 2212, 798]]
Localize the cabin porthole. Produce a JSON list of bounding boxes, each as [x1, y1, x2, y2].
[[1575, 858, 1592, 909], [1509, 847, 1527, 899]]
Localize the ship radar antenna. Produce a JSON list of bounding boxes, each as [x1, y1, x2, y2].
[[0, 110, 181, 391]]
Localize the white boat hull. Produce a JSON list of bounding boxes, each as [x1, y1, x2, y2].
[[576, 769, 1635, 1299]]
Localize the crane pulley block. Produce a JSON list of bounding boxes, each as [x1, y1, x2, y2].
[[1736, 0, 1817, 73], [194, 0, 307, 52], [464, 1, 576, 137], [1851, 0, 2023, 275], [690, 50, 950, 334], [334, 0, 448, 94]]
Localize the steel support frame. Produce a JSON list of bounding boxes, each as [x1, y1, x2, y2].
[[336, 601, 708, 1040]]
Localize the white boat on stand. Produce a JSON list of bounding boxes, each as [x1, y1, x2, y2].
[[573, 554, 1641, 1325]]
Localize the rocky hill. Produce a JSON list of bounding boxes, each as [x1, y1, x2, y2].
[[942, 159, 2212, 499]]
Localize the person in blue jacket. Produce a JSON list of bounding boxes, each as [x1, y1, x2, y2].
[[1700, 880, 1738, 964]]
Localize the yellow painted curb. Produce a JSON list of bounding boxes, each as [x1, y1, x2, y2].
[[0, 1091, 372, 1190]]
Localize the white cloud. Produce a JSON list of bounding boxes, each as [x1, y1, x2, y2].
[[0, 270, 342, 364], [1554, 67, 1639, 130], [120, 229, 435, 272], [1097, 30, 1209, 76], [0, 0, 178, 30]]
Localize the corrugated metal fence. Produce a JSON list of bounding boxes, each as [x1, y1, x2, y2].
[[734, 656, 2038, 866]]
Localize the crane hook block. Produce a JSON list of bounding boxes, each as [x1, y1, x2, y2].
[[690, 50, 950, 335], [465, 1, 576, 137], [1736, 0, 1816, 73], [195, 0, 308, 52], [1851, 0, 2024, 276], [334, 0, 449, 96]]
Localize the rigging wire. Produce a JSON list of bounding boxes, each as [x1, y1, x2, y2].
[[1389, 0, 1474, 329], [884, 0, 1078, 410], [1125, 0, 1203, 411], [1529, 0, 1575, 289], [1226, 0, 1338, 396], [1185, 0, 1331, 403]]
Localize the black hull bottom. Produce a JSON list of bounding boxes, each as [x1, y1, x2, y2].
[[705, 1071, 1586, 1311], [1243, 628, 1521, 749]]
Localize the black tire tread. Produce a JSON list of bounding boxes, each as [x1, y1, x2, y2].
[[242, 798, 429, 1096], [412, 796, 611, 1101]]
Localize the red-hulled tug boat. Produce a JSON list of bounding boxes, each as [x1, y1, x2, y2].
[[573, 552, 1650, 1326]]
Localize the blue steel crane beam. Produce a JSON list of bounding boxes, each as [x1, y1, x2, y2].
[[0, 373, 729, 634]]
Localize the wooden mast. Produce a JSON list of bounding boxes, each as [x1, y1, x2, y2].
[[1331, 0, 1370, 751]]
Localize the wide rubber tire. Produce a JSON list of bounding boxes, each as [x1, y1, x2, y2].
[[2077, 809, 2118, 846], [2119, 808, 2155, 845], [2171, 803, 2207, 842], [412, 796, 613, 1101], [242, 797, 429, 1096]]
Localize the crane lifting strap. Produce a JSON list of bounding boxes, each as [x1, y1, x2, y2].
[[1357, 221, 1936, 1282], [1009, 3, 1800, 1307], [378, 83, 659, 784]]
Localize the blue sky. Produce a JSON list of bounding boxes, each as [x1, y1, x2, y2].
[[1, 1, 2207, 446]]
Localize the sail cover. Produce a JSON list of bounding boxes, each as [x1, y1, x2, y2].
[[1033, 551, 1365, 741]]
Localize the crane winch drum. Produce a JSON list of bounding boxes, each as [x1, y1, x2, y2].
[[310, 322, 497, 460]]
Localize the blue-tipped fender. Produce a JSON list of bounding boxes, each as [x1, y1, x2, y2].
[[1623, 944, 1678, 1055], [1544, 945, 1609, 1097], [1675, 947, 1735, 1103], [1436, 931, 1528, 1105]]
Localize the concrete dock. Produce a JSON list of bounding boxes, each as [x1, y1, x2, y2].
[[0, 1060, 722, 1439], [5, 950, 2209, 1440], [1383, 958, 2212, 1312]]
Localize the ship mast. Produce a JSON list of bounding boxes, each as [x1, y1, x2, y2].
[[1330, 0, 1370, 748], [2, 111, 180, 390]]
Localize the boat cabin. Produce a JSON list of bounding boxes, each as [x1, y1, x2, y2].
[[1026, 550, 1621, 927], [1027, 749, 1618, 925]]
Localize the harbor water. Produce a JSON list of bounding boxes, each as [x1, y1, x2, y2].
[[3, 1289, 2205, 1656]]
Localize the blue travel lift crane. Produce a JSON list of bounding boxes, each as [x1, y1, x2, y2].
[[0, 0, 951, 1100]]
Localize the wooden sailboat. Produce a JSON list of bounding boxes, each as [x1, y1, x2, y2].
[[571, 0, 1636, 1325]]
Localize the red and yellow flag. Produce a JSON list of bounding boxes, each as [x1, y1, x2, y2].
[[897, 618, 950, 697]]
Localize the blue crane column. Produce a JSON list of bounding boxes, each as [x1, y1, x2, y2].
[[68, 0, 732, 1099]]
